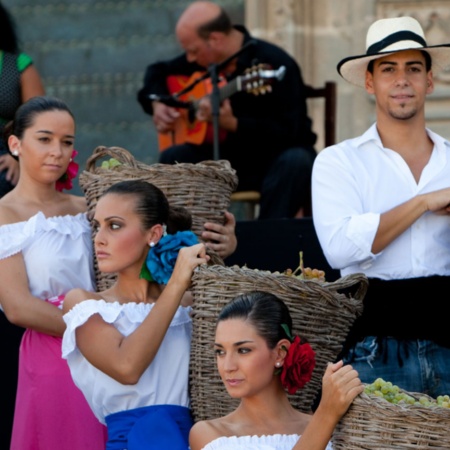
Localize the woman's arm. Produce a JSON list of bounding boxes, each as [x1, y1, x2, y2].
[[20, 64, 45, 101], [72, 244, 208, 384], [293, 360, 364, 450], [0, 253, 65, 336]]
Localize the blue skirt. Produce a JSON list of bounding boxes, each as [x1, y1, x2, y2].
[[105, 404, 193, 450]]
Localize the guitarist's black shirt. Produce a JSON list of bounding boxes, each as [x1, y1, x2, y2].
[[137, 25, 317, 193]]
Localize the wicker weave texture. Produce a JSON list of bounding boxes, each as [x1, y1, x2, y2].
[[78, 146, 238, 290], [332, 388, 450, 449], [189, 265, 368, 421]]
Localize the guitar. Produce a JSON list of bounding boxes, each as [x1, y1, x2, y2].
[[157, 64, 286, 152]]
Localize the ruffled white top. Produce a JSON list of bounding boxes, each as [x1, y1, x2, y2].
[[0, 212, 95, 306], [62, 299, 192, 425], [201, 434, 334, 450]]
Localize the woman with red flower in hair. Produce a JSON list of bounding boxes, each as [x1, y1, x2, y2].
[[189, 291, 364, 450], [0, 96, 107, 449]]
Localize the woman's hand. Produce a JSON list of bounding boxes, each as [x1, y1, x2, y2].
[[318, 360, 364, 421], [202, 211, 237, 258], [170, 243, 209, 290], [0, 153, 20, 186]]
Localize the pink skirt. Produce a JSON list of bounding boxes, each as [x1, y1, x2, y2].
[[10, 329, 107, 450]]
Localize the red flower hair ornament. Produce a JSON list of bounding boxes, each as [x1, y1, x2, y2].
[[278, 324, 316, 395], [56, 149, 79, 192]]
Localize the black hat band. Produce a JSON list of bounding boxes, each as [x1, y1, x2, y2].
[[367, 30, 427, 55]]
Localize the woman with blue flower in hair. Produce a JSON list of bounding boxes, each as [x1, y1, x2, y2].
[[62, 179, 210, 450]]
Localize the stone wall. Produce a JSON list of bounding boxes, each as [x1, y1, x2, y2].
[[245, 0, 450, 149]]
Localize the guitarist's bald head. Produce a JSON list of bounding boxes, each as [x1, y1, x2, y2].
[[176, 1, 242, 68], [176, 1, 232, 39]]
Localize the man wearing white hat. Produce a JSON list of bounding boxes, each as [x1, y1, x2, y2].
[[312, 16, 450, 397]]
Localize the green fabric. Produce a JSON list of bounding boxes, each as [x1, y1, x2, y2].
[[0, 51, 33, 75], [16, 52, 33, 73]]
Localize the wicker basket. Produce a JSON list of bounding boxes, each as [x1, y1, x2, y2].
[[189, 265, 368, 421], [332, 387, 450, 449], [79, 146, 238, 290]]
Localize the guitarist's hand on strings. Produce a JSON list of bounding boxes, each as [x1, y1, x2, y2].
[[152, 101, 180, 133], [196, 98, 238, 132]]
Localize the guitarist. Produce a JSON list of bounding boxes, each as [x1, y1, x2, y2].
[[137, 1, 317, 219]]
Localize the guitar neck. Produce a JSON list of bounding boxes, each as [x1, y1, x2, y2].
[[191, 77, 240, 110], [218, 77, 239, 102]]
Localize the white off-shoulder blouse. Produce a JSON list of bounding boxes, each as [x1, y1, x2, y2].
[[0, 211, 95, 303], [201, 434, 334, 450], [62, 299, 192, 424]]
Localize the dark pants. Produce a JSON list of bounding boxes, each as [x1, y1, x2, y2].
[[0, 311, 25, 449], [259, 147, 316, 219], [159, 144, 316, 219]]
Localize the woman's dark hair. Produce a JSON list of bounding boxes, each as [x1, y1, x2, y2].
[[0, 3, 20, 53], [3, 96, 74, 148], [217, 291, 293, 349], [103, 179, 192, 234], [167, 205, 192, 234], [197, 7, 233, 39]]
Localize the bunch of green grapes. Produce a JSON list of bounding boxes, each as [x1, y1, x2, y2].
[[364, 378, 450, 408], [100, 158, 121, 169]]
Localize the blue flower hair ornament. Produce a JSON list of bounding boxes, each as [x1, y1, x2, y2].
[[140, 230, 199, 284]]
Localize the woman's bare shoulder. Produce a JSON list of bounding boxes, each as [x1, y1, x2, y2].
[[189, 415, 236, 450], [67, 194, 88, 214], [0, 197, 22, 225], [63, 288, 102, 314]]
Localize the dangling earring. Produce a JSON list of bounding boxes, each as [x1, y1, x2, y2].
[[12, 150, 19, 157], [149, 242, 155, 248]]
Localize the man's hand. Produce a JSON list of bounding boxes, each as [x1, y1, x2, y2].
[[0, 153, 20, 186], [196, 98, 237, 132], [202, 211, 237, 259], [152, 101, 180, 133]]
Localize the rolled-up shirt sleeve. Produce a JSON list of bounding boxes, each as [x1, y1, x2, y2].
[[312, 142, 380, 270]]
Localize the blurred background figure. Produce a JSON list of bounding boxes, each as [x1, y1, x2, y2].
[[137, 1, 317, 220], [0, 3, 45, 448], [0, 2, 45, 197]]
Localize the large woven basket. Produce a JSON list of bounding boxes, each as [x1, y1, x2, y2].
[[79, 146, 238, 290], [332, 387, 450, 449], [189, 265, 368, 421]]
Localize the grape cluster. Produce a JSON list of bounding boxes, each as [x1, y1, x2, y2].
[[364, 378, 450, 408], [284, 251, 326, 282], [100, 158, 121, 169]]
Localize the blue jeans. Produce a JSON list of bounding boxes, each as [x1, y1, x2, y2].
[[344, 337, 450, 397]]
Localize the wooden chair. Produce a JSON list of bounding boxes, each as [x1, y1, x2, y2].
[[230, 81, 337, 219]]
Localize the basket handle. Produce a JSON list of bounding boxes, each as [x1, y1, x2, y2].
[[84, 146, 139, 173], [326, 273, 369, 301]]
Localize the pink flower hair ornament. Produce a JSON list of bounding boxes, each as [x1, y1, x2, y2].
[[55, 149, 79, 192], [277, 324, 316, 395]]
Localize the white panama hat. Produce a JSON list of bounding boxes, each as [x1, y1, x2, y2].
[[337, 16, 450, 88]]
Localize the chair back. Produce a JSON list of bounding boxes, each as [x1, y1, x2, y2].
[[230, 81, 337, 220]]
